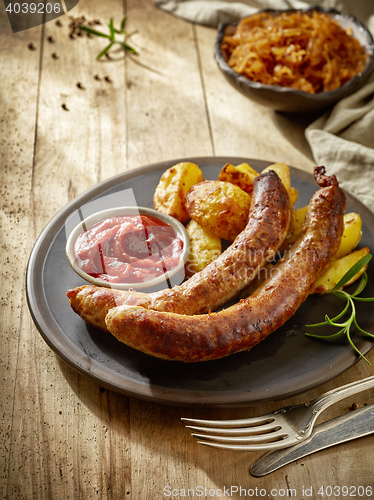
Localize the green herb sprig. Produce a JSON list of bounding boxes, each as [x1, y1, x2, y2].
[[80, 16, 137, 59], [305, 254, 374, 364]]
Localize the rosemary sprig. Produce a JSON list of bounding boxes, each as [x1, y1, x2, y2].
[[305, 254, 374, 364], [80, 16, 137, 59]]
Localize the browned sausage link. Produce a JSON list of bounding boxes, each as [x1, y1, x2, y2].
[[105, 167, 346, 362], [67, 170, 291, 329], [66, 286, 145, 332]]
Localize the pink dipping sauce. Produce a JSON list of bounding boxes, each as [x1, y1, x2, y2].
[[73, 214, 184, 284]]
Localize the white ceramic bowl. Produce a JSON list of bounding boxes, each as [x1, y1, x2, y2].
[[66, 206, 189, 291]]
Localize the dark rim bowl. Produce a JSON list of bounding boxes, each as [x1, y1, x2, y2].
[[65, 206, 190, 291], [215, 6, 374, 113]]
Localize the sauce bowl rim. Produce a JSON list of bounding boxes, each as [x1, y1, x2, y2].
[[65, 206, 190, 291]]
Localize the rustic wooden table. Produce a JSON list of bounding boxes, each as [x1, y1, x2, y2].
[[1, 1, 373, 498]]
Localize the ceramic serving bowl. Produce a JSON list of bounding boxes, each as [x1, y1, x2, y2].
[[214, 6, 374, 113], [66, 206, 190, 291]]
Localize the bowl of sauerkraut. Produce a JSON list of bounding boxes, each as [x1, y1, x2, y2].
[[215, 6, 374, 112]]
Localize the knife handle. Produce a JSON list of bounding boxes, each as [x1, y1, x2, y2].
[[307, 375, 374, 415], [250, 403, 374, 477]]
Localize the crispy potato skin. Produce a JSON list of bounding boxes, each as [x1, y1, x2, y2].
[[105, 167, 346, 362], [312, 246, 369, 294], [218, 162, 259, 194], [281, 210, 362, 256], [334, 213, 362, 260], [280, 205, 308, 251], [153, 162, 203, 223], [67, 171, 291, 329], [263, 162, 299, 207], [186, 180, 251, 242], [185, 219, 222, 276]]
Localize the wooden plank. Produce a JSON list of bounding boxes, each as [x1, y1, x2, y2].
[[126, 0, 213, 168], [30, 0, 129, 229], [2, 2, 131, 499], [0, 7, 42, 499]]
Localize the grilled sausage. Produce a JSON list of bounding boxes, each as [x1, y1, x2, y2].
[[67, 170, 291, 330], [105, 167, 346, 362]]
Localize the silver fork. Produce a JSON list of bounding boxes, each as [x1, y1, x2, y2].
[[182, 376, 374, 452]]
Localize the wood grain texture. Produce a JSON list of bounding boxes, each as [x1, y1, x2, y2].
[[125, 0, 213, 166], [0, 0, 373, 498]]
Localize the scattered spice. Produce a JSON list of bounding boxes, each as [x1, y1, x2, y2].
[[61, 103, 69, 111], [76, 82, 85, 90], [51, 52, 59, 60], [104, 75, 112, 83], [94, 74, 101, 81], [27, 42, 36, 51], [351, 402, 360, 410], [47, 36, 54, 43], [55, 20, 62, 27], [68, 15, 102, 40], [86, 20, 101, 28], [68, 15, 87, 39]]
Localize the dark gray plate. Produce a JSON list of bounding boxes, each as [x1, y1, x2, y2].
[[26, 157, 374, 407]]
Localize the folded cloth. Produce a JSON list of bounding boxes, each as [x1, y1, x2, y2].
[[154, 0, 374, 212], [306, 74, 374, 213], [154, 0, 254, 26], [153, 0, 373, 27]]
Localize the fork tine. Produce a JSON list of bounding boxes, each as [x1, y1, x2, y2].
[[197, 439, 290, 452], [181, 415, 274, 428], [185, 422, 281, 436], [190, 429, 287, 445]]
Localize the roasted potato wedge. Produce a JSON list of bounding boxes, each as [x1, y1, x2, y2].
[[185, 219, 222, 276], [281, 210, 362, 257], [312, 247, 370, 294], [334, 212, 362, 260], [263, 162, 299, 206], [289, 187, 299, 206], [280, 205, 309, 252], [262, 162, 290, 195], [153, 162, 203, 223], [186, 180, 251, 242], [218, 163, 259, 195]]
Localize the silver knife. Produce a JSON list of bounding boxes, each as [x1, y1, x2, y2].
[[250, 403, 374, 477]]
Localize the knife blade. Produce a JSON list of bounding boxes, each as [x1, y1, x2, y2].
[[250, 403, 374, 477]]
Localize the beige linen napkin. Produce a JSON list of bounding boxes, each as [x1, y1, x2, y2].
[[153, 0, 374, 28], [154, 0, 374, 212], [305, 75, 374, 213]]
